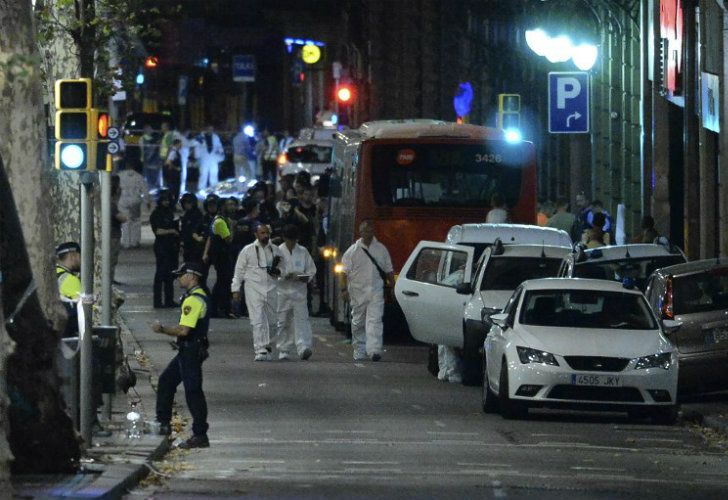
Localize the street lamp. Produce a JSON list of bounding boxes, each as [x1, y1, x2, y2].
[[525, 28, 598, 71]]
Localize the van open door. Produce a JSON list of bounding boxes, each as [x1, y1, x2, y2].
[[395, 241, 474, 347]]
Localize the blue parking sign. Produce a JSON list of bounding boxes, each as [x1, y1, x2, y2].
[[233, 55, 255, 83], [548, 72, 589, 134]]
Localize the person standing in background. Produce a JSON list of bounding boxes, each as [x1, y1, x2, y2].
[[486, 193, 509, 223], [150, 189, 180, 308], [139, 124, 162, 191], [180, 193, 204, 263], [163, 139, 183, 202], [118, 163, 147, 249], [194, 125, 224, 191], [547, 198, 578, 241]]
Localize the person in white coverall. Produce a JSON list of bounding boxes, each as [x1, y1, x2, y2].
[[231, 224, 284, 361], [194, 125, 225, 192], [276, 224, 316, 360], [340, 220, 394, 362], [437, 267, 466, 383]]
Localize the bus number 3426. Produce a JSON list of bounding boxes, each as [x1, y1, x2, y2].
[[474, 153, 502, 164]]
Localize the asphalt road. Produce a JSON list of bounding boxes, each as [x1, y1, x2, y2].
[[119, 240, 728, 500]]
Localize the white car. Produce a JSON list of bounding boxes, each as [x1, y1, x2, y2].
[[557, 242, 686, 291], [482, 278, 680, 423]]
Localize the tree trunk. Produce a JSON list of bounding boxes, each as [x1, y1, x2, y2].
[[0, 0, 81, 473], [0, 174, 13, 500]]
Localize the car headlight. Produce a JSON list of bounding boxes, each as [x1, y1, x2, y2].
[[634, 352, 673, 370], [516, 346, 559, 366]]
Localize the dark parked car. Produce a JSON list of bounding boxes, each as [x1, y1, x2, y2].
[[645, 259, 728, 393]]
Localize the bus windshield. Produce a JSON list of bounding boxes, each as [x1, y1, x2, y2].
[[371, 142, 528, 207]]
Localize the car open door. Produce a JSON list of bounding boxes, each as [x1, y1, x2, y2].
[[395, 241, 474, 347]]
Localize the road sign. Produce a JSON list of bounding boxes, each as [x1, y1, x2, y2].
[[107, 127, 120, 140], [548, 72, 589, 134], [107, 141, 120, 155], [233, 55, 255, 83]]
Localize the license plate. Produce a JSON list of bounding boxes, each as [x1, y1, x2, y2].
[[571, 374, 622, 387], [705, 328, 728, 346]]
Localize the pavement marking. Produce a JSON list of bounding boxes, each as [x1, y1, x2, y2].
[[428, 431, 479, 436], [629, 437, 684, 443], [571, 466, 627, 472], [457, 463, 513, 468], [411, 404, 423, 410], [434, 420, 447, 428], [343, 461, 400, 465]]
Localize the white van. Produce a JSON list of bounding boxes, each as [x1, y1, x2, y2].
[[395, 224, 572, 383]]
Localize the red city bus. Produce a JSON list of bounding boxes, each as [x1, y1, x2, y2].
[[322, 120, 537, 337]]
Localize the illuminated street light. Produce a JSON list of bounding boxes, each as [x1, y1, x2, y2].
[[545, 35, 573, 63], [572, 43, 599, 71], [525, 29, 549, 57], [525, 28, 598, 71]]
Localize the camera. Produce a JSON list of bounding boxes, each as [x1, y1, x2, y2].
[[267, 255, 282, 277]]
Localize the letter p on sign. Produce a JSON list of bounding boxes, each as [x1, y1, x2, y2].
[[557, 77, 581, 109]]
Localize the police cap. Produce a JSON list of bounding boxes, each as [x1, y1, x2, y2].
[[172, 262, 205, 277], [55, 241, 80, 257]]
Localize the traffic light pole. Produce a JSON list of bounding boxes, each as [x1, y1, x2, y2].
[[100, 168, 113, 423], [79, 172, 96, 447]]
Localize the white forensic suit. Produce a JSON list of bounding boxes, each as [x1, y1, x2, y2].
[[179, 134, 192, 193], [232, 240, 283, 358], [276, 242, 316, 359], [341, 237, 393, 360], [194, 132, 224, 191], [437, 268, 465, 383], [118, 168, 147, 248]]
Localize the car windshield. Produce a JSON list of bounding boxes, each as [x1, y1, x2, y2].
[[371, 142, 528, 207], [573, 255, 686, 291], [481, 257, 563, 290], [519, 290, 657, 329], [674, 268, 728, 315], [287, 145, 332, 163]]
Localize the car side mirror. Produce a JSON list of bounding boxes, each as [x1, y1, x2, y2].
[[490, 313, 509, 328], [456, 282, 472, 295], [662, 319, 682, 336]]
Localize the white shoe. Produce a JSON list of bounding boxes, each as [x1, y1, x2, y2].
[[254, 352, 270, 361], [278, 352, 290, 361]]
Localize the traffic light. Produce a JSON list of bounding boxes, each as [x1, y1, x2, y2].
[[54, 78, 110, 171], [497, 93, 521, 130], [337, 85, 353, 104]]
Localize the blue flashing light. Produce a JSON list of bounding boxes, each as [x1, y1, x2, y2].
[[287, 45, 293, 53], [294, 38, 305, 45], [135, 72, 145, 85], [315, 41, 325, 47], [243, 124, 255, 138], [61, 144, 85, 169], [284, 38, 294, 44], [305, 40, 314, 45], [285, 38, 326, 47], [504, 128, 522, 143]]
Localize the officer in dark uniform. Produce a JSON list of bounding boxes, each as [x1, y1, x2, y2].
[[56, 241, 82, 338], [150, 189, 179, 308], [152, 262, 210, 449]]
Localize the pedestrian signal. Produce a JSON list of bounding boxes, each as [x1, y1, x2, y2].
[[497, 93, 521, 130]]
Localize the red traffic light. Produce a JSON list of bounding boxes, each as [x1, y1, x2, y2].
[[144, 56, 159, 68], [337, 86, 352, 103], [97, 112, 109, 138]]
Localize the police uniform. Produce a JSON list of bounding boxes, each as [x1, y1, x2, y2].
[[155, 267, 210, 440], [55, 242, 81, 338], [209, 213, 234, 317]]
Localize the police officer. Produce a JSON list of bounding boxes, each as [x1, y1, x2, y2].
[[56, 242, 81, 338], [203, 197, 235, 318], [150, 189, 179, 308], [152, 262, 210, 449]]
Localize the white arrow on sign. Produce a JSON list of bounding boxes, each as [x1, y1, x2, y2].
[[107, 141, 120, 155], [107, 127, 120, 140], [566, 111, 582, 128]]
